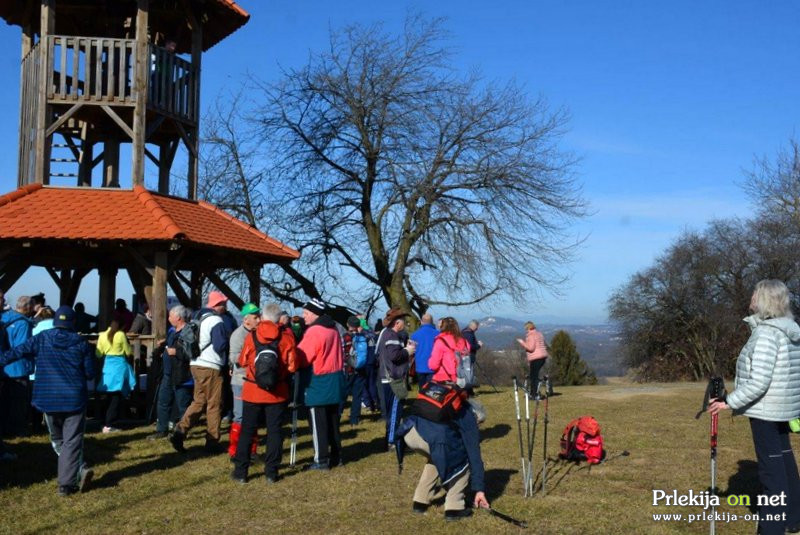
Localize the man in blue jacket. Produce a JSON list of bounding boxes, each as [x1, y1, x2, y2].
[[1, 295, 34, 437], [410, 313, 438, 387], [0, 305, 95, 496]]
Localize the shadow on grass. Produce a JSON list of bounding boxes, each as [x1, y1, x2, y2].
[[341, 435, 387, 464], [91, 447, 208, 489], [485, 468, 516, 501], [721, 459, 759, 513], [481, 423, 511, 440]]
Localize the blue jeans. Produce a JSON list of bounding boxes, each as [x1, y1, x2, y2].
[[749, 418, 800, 535], [156, 377, 192, 433], [339, 371, 365, 425], [232, 382, 243, 424], [361, 364, 379, 411]]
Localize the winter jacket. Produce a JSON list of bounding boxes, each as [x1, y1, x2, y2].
[[410, 324, 439, 374], [398, 405, 485, 492], [193, 309, 230, 371], [239, 321, 297, 404], [0, 328, 94, 413], [377, 327, 411, 381], [297, 315, 345, 406], [429, 333, 471, 383], [520, 328, 549, 362], [229, 324, 251, 387], [461, 328, 480, 359], [1, 309, 34, 378], [726, 315, 800, 422]]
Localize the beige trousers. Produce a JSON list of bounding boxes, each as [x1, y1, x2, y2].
[[404, 426, 469, 510], [176, 366, 223, 442]]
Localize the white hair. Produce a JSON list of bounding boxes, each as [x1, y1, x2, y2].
[[169, 305, 191, 321], [753, 279, 793, 320], [262, 303, 282, 323]]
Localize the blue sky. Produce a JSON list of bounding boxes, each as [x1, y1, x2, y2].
[[0, 1, 797, 323]]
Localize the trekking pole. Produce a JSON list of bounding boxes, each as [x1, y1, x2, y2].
[[526, 383, 540, 497], [484, 507, 528, 529], [289, 371, 300, 467], [695, 376, 725, 535], [541, 375, 550, 496], [524, 383, 531, 496], [512, 376, 527, 495]]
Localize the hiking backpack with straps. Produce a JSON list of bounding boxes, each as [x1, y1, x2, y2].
[[408, 381, 468, 422], [250, 331, 280, 391], [180, 311, 215, 361], [440, 338, 475, 389], [559, 415, 606, 464]]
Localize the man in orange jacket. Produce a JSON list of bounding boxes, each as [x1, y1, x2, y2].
[[230, 303, 297, 484]]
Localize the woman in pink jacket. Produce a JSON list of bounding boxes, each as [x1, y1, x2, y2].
[[517, 321, 548, 399], [429, 317, 472, 384]]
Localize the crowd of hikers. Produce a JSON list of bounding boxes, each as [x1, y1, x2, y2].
[[0, 289, 502, 520]]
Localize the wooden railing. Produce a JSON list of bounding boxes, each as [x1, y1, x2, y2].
[[37, 36, 198, 123]]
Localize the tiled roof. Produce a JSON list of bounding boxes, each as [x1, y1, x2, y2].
[[0, 184, 299, 261]]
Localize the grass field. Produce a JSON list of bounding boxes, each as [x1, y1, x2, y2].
[[1, 380, 797, 534]]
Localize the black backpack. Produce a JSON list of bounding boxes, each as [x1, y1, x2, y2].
[[250, 331, 280, 391]]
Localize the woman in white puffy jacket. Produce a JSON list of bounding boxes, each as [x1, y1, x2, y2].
[[709, 279, 800, 535]]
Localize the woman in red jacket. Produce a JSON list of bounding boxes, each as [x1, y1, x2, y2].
[[231, 304, 297, 484], [428, 317, 471, 384]]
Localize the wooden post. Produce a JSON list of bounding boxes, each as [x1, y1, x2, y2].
[[33, 0, 56, 185], [98, 266, 117, 330], [158, 141, 170, 194], [190, 270, 203, 310], [103, 140, 120, 187], [131, 0, 149, 185], [151, 252, 168, 340], [18, 17, 33, 187], [78, 138, 93, 187], [187, 9, 202, 199], [246, 266, 261, 304]]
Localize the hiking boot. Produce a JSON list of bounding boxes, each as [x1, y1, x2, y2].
[[230, 471, 246, 484], [265, 474, 279, 484], [147, 431, 168, 440], [444, 508, 473, 521], [303, 462, 331, 472], [78, 465, 93, 493], [412, 501, 429, 514], [169, 432, 186, 453], [58, 485, 79, 497]]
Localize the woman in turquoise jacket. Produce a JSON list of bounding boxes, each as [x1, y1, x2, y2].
[[95, 319, 136, 433]]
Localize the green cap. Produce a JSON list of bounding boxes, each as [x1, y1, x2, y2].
[[240, 303, 260, 317]]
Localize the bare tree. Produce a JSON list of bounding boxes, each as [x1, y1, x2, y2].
[[743, 138, 800, 222], [203, 15, 585, 322]]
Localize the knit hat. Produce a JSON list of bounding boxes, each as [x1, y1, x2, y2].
[[346, 316, 361, 328], [206, 291, 228, 308], [303, 298, 326, 316], [240, 303, 260, 317], [53, 305, 76, 329]]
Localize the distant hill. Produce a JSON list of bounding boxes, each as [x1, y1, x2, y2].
[[469, 316, 624, 377]]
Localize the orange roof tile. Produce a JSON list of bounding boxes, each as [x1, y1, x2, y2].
[[0, 184, 299, 261]]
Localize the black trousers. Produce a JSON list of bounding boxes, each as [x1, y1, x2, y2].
[[529, 358, 547, 397], [233, 400, 286, 479], [308, 404, 341, 465], [104, 392, 122, 427]]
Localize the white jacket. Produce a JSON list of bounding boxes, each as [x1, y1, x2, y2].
[[192, 314, 224, 371], [726, 315, 800, 422]]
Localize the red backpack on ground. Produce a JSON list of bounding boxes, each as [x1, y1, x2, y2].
[[559, 415, 606, 464]]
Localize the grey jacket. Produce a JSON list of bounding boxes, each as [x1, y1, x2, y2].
[[726, 315, 800, 422]]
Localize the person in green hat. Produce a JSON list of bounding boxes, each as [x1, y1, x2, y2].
[[227, 303, 261, 458]]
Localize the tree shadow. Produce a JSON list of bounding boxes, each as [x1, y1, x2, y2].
[[485, 468, 516, 502], [481, 423, 511, 440], [721, 459, 759, 513]]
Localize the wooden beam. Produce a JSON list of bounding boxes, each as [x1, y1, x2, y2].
[[187, 2, 202, 200], [190, 271, 204, 309], [145, 115, 165, 140], [206, 271, 245, 310], [167, 272, 191, 307], [100, 105, 134, 140], [91, 151, 104, 168], [45, 103, 84, 137], [97, 266, 117, 330], [33, 0, 56, 184], [245, 267, 261, 304], [78, 138, 93, 187], [45, 266, 63, 286], [61, 133, 81, 162], [144, 147, 159, 166], [131, 0, 149, 186], [103, 140, 120, 187], [0, 264, 30, 292], [152, 252, 168, 340], [172, 118, 197, 158], [63, 268, 89, 306], [127, 246, 155, 277]]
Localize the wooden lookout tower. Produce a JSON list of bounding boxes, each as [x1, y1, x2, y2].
[[0, 1, 301, 343]]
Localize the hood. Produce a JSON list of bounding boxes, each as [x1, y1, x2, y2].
[[49, 328, 84, 349], [309, 314, 338, 330], [255, 321, 281, 344], [745, 314, 800, 342]]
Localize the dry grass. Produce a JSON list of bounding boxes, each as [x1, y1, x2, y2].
[[1, 381, 797, 534]]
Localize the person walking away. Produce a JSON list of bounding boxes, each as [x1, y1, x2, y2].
[[1, 295, 34, 438], [0, 306, 95, 496], [340, 316, 369, 426], [148, 305, 193, 440], [429, 317, 471, 385], [296, 298, 345, 470], [516, 321, 549, 399], [397, 395, 490, 520], [228, 303, 260, 458], [95, 319, 136, 433], [359, 317, 380, 413], [708, 280, 800, 535], [29, 306, 55, 434], [376, 307, 416, 450], [411, 314, 439, 387], [231, 303, 297, 483], [170, 291, 231, 454]]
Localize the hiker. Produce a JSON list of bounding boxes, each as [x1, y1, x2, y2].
[[296, 298, 345, 470], [516, 321, 549, 399], [112, 299, 135, 332], [398, 395, 490, 520], [0, 306, 95, 496], [170, 291, 231, 454], [411, 313, 439, 387], [708, 279, 800, 535], [339, 316, 370, 426], [73, 302, 97, 333], [376, 307, 415, 450], [358, 317, 380, 413], [95, 318, 136, 433], [461, 320, 482, 367], [1, 295, 34, 438], [429, 317, 471, 385], [231, 303, 297, 484], [227, 302, 260, 457]]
